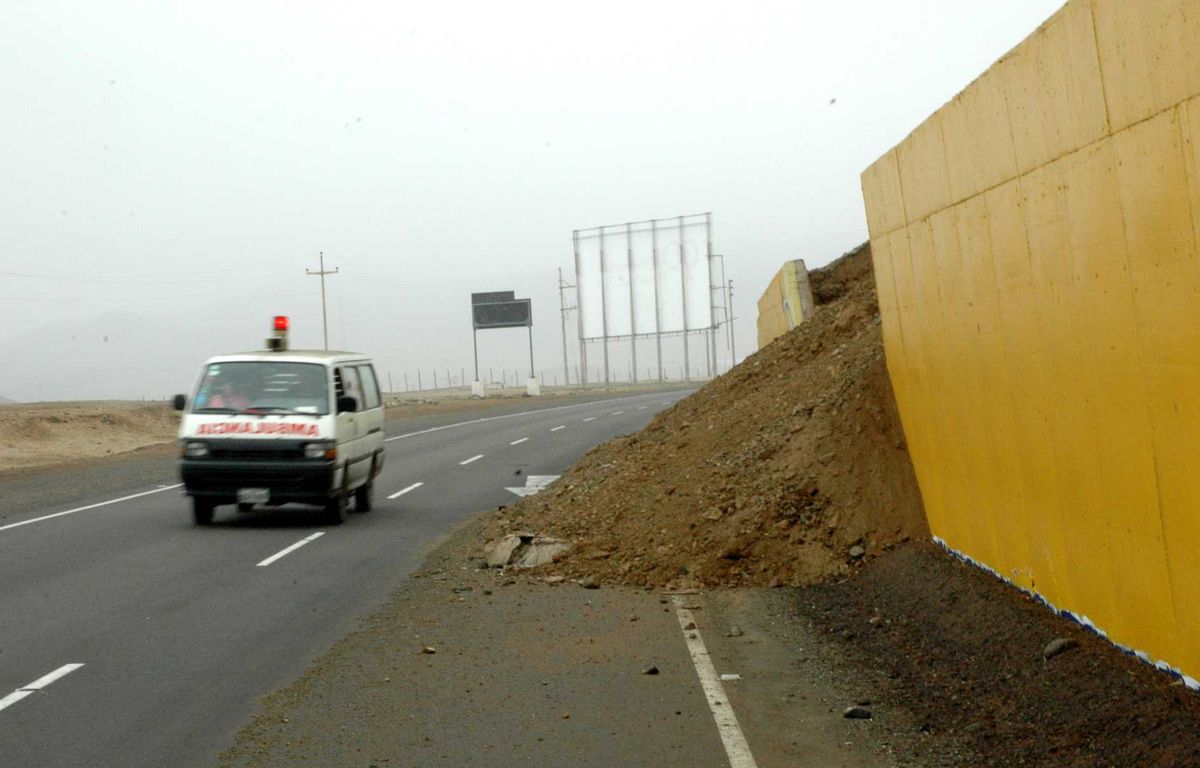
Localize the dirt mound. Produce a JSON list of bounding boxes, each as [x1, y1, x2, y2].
[[486, 243, 928, 587], [0, 402, 180, 473]]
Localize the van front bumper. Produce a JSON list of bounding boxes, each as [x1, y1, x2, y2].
[[179, 458, 338, 505]]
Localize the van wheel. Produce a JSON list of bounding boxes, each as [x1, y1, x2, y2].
[[324, 493, 348, 525], [193, 499, 215, 526], [354, 481, 373, 513]]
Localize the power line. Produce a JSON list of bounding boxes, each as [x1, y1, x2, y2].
[[0, 293, 230, 303], [0, 268, 261, 284]]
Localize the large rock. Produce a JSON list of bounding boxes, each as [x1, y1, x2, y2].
[[483, 532, 572, 568], [514, 538, 572, 568], [483, 534, 525, 567]]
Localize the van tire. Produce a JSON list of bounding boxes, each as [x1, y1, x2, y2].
[[324, 493, 348, 525], [354, 481, 373, 513], [193, 499, 215, 526]]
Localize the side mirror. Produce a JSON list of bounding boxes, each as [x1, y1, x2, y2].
[[337, 395, 358, 413], [173, 394, 187, 411]]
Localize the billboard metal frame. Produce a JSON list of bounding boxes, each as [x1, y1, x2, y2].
[[572, 212, 724, 386]]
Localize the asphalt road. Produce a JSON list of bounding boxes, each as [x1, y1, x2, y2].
[[0, 389, 692, 768]]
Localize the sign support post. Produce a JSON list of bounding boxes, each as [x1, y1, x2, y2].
[[470, 291, 536, 397]]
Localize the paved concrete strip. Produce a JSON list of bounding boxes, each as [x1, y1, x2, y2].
[[674, 596, 760, 768], [0, 485, 183, 534], [387, 482, 424, 499], [0, 664, 85, 714], [256, 533, 325, 568]]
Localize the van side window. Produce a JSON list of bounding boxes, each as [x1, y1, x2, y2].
[[337, 366, 362, 408], [333, 368, 345, 398], [357, 365, 381, 409]]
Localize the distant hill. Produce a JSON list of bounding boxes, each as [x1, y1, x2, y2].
[[0, 394, 17, 405]]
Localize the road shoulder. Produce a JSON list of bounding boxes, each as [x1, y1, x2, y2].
[[217, 513, 919, 768]]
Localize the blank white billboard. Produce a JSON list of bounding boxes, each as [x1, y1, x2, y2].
[[575, 214, 712, 340]]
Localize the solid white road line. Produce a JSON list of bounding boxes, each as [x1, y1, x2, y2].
[[382, 391, 692, 443], [550, 425, 566, 432], [583, 417, 597, 422], [387, 482, 424, 500], [459, 454, 484, 466], [509, 437, 529, 445], [0, 664, 85, 714], [0, 485, 184, 534], [673, 597, 759, 768], [257, 532, 325, 567]]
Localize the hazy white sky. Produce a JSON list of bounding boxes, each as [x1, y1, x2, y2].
[[0, 0, 1065, 401]]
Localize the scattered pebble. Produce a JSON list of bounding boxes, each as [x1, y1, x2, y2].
[[1043, 637, 1078, 661], [421, 646, 437, 655], [843, 705, 872, 720], [641, 665, 660, 675], [726, 624, 744, 637]]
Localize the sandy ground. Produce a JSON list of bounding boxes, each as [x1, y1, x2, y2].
[[0, 401, 180, 475], [0, 384, 681, 475]]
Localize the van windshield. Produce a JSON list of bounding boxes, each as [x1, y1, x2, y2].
[[192, 362, 330, 415]]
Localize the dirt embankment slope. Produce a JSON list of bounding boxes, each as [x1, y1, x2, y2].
[[488, 243, 928, 587]]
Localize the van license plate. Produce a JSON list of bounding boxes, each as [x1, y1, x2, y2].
[[237, 488, 270, 504]]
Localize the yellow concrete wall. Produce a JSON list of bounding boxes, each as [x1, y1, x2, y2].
[[756, 260, 814, 348], [861, 0, 1200, 684]]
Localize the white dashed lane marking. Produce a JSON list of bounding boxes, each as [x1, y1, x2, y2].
[[583, 417, 597, 422], [550, 425, 566, 432], [459, 454, 484, 466], [388, 482, 424, 500], [0, 664, 85, 714], [510, 437, 529, 445], [257, 532, 325, 567]]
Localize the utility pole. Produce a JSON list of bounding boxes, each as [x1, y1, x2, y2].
[[728, 279, 737, 365], [558, 267, 576, 387], [306, 251, 339, 350]]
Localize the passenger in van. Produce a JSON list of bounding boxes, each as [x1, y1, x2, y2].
[[210, 381, 250, 410]]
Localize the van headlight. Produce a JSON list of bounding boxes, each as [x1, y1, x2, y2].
[[304, 442, 336, 459], [183, 441, 209, 458]]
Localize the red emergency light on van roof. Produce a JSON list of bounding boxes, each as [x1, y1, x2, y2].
[[266, 315, 290, 351]]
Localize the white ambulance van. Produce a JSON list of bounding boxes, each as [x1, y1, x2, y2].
[[173, 317, 385, 526]]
